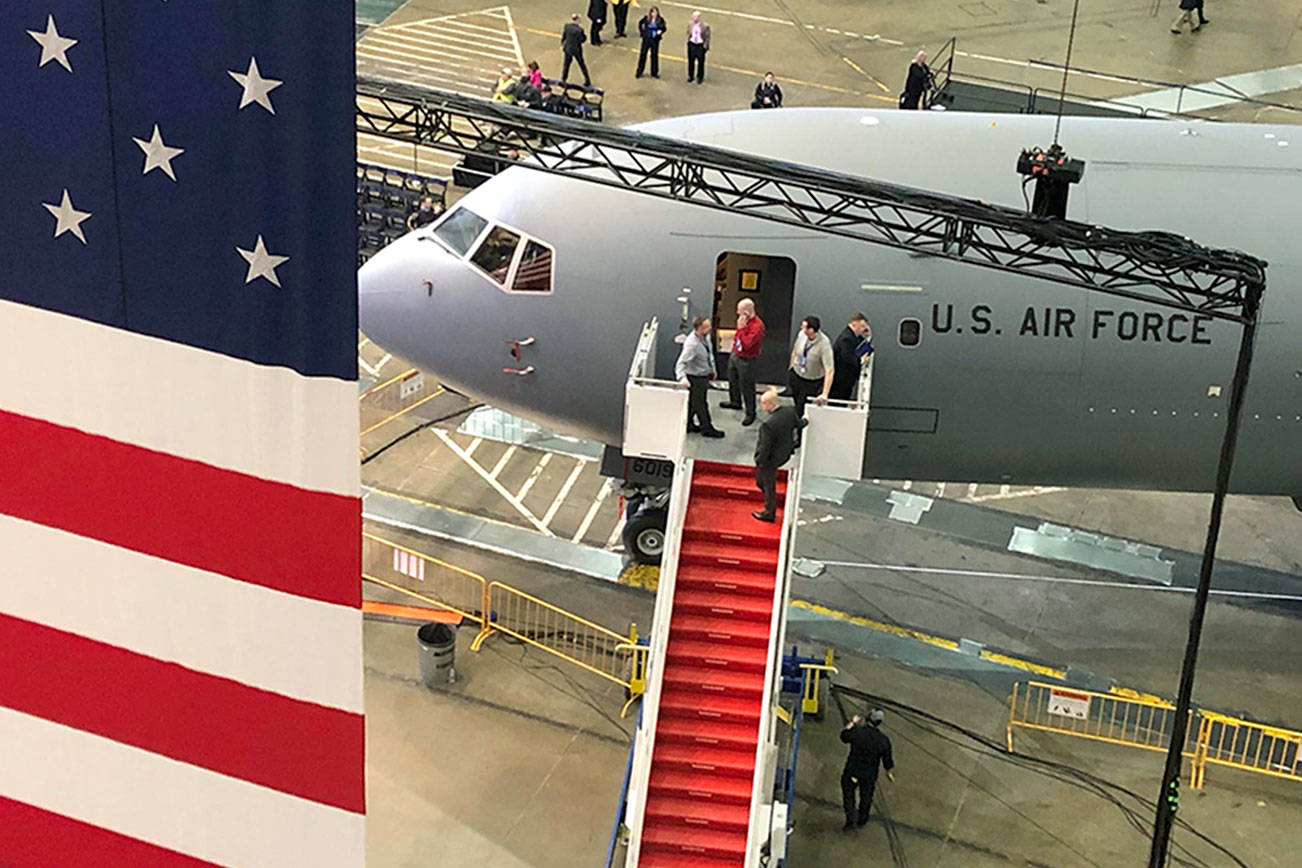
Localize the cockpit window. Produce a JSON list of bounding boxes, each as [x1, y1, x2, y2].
[[511, 241, 553, 293], [469, 225, 521, 284], [433, 207, 489, 256]]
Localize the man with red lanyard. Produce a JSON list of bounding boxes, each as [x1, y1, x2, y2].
[[720, 297, 765, 426]]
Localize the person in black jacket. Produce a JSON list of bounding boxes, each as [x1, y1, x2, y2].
[[752, 388, 807, 522], [840, 708, 895, 831], [636, 7, 667, 78], [830, 312, 873, 401], [611, 0, 633, 37], [900, 50, 932, 109], [588, 0, 607, 46], [561, 14, 592, 87], [751, 72, 783, 108]]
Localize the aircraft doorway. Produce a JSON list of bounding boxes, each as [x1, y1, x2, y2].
[[713, 252, 795, 387]]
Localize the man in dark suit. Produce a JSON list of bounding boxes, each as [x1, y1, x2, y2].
[[561, 14, 592, 87], [830, 312, 873, 401], [587, 0, 607, 46], [752, 388, 807, 522]]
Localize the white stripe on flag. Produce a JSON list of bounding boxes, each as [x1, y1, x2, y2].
[[0, 300, 358, 498], [0, 514, 362, 714], [0, 706, 364, 867]]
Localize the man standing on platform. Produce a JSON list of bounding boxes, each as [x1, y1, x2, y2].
[[677, 316, 725, 439], [719, 298, 765, 426], [787, 316, 834, 438], [752, 389, 806, 522], [830, 312, 873, 401]]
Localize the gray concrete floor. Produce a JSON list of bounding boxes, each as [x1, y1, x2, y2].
[[357, 2, 1302, 863]]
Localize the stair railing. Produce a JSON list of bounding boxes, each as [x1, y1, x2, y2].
[[744, 459, 803, 867], [621, 452, 693, 867]]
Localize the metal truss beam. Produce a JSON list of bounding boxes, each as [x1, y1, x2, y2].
[[357, 77, 1265, 324]]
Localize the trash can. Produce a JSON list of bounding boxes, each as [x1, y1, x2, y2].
[[416, 622, 456, 687]]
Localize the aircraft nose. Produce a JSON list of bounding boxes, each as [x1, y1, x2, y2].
[[358, 236, 425, 346]]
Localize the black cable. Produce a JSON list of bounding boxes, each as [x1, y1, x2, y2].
[[831, 685, 1250, 868], [1054, 0, 1083, 147], [360, 402, 483, 464]]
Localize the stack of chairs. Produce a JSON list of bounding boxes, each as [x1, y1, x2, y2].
[[355, 163, 448, 266], [541, 78, 604, 121]]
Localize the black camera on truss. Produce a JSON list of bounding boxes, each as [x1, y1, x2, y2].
[[1016, 143, 1086, 219]]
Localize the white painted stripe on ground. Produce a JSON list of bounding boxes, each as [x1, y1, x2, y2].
[[357, 43, 506, 76], [358, 354, 379, 377], [0, 515, 363, 713], [463, 436, 483, 459], [543, 460, 587, 529], [433, 431, 553, 535], [1101, 63, 1302, 114], [818, 559, 1302, 602], [501, 5, 526, 67], [375, 352, 391, 373], [657, 0, 902, 44], [0, 300, 357, 498], [605, 511, 626, 550], [489, 444, 518, 479], [362, 26, 517, 61], [0, 707, 364, 867], [573, 478, 613, 543], [416, 19, 519, 46], [384, 5, 514, 35], [361, 32, 520, 64], [357, 336, 369, 350], [515, 452, 552, 500]]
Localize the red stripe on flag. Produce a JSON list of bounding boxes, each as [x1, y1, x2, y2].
[[0, 410, 359, 608], [0, 613, 365, 814], [0, 795, 219, 867]]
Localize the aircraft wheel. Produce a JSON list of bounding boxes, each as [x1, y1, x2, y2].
[[623, 509, 666, 565]]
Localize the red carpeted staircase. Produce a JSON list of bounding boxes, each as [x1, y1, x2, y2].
[[638, 461, 786, 867]]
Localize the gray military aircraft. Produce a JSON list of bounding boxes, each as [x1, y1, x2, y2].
[[359, 107, 1301, 558]]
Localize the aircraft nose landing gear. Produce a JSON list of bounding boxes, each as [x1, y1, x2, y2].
[[622, 487, 669, 565]]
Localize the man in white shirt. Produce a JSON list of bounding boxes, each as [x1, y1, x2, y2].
[[685, 11, 711, 84], [787, 315, 833, 440], [676, 316, 724, 438]]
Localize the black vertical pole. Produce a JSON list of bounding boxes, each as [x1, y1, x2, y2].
[[1147, 291, 1260, 868]]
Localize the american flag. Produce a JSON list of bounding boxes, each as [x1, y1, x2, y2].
[[0, 2, 362, 865]]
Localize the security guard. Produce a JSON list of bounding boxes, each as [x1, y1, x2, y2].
[[840, 708, 895, 830]]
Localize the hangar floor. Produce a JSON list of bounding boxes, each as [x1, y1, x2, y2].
[[354, 1, 1301, 865]]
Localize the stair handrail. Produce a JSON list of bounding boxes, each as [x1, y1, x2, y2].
[[622, 452, 693, 867], [606, 702, 644, 868], [744, 458, 803, 867]]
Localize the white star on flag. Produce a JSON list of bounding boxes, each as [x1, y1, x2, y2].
[[236, 235, 290, 287], [132, 125, 185, 181], [43, 189, 92, 244], [27, 14, 78, 72], [228, 57, 283, 114]]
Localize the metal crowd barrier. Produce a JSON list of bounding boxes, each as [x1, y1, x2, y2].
[[1009, 680, 1302, 790], [363, 533, 641, 692]]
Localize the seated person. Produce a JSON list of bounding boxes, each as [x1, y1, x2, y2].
[[751, 71, 783, 109], [406, 195, 442, 231], [491, 67, 518, 102]]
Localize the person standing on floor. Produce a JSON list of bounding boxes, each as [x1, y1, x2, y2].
[[830, 312, 873, 401], [588, 0, 607, 46], [561, 14, 592, 87], [751, 72, 783, 108], [899, 50, 932, 109], [719, 298, 765, 425], [636, 7, 667, 78], [676, 316, 725, 439], [685, 11, 711, 84], [752, 389, 806, 522], [840, 709, 895, 831], [787, 315, 834, 431], [611, 0, 633, 38], [1171, 0, 1205, 32]]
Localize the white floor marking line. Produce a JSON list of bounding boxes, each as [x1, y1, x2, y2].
[[463, 436, 483, 459], [656, 1, 903, 44], [358, 355, 379, 376], [375, 352, 391, 373], [359, 40, 514, 70], [1099, 62, 1302, 114], [543, 460, 587, 529], [502, 5, 525, 68], [358, 337, 370, 351], [382, 5, 514, 33], [968, 486, 1066, 503], [817, 560, 1302, 602], [489, 444, 518, 479], [573, 480, 612, 543], [515, 452, 552, 501], [365, 27, 518, 61], [433, 430, 553, 535], [605, 513, 626, 551]]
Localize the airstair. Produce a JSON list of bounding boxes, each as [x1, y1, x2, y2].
[[618, 318, 870, 867]]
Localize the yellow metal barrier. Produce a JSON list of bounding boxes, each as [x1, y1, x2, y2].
[[362, 532, 493, 645], [478, 581, 632, 688], [1193, 711, 1302, 788], [1007, 680, 1199, 783], [799, 650, 838, 716]]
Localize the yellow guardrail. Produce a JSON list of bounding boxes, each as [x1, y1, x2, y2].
[[1193, 711, 1302, 788], [1009, 680, 1302, 791], [364, 533, 637, 694], [798, 650, 838, 716]]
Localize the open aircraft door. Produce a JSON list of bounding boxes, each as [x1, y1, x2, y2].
[[802, 356, 873, 479]]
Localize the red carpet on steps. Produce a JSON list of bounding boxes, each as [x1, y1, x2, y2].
[[638, 460, 785, 867]]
